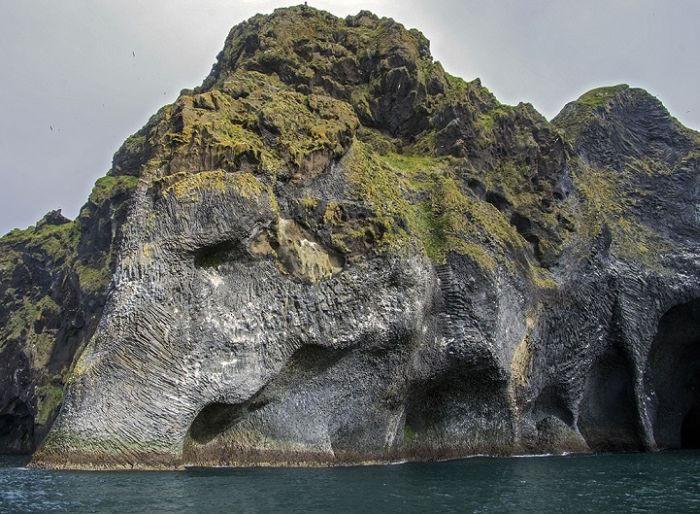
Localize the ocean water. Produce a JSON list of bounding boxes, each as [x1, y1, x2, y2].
[[1, 451, 699, 513]]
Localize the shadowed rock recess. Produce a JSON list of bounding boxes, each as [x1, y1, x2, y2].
[[1, 6, 699, 469]]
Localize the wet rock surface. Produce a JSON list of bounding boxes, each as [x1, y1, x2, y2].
[[1, 6, 699, 469]]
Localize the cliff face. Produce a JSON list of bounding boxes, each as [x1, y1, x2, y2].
[[0, 180, 136, 453], [1, 6, 699, 468]]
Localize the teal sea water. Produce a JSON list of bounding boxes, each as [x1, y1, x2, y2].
[[1, 451, 699, 513]]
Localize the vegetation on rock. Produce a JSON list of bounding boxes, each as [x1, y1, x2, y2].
[[2, 5, 699, 462]]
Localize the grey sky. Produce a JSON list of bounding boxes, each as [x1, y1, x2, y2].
[[1, 0, 698, 235]]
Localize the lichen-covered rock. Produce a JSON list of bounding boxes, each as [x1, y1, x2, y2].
[[1, 6, 699, 469]]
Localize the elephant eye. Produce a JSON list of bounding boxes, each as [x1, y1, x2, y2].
[[194, 240, 244, 269]]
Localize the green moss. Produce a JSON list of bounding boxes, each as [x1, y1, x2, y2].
[[531, 266, 557, 289], [342, 140, 519, 269], [36, 384, 63, 426], [552, 85, 632, 141], [378, 151, 449, 174], [0, 218, 76, 269], [120, 133, 146, 154], [157, 70, 360, 177], [407, 130, 438, 155], [299, 196, 319, 209], [479, 113, 495, 132], [39, 432, 180, 457], [4, 301, 32, 342], [444, 73, 469, 96], [626, 156, 674, 176], [404, 423, 415, 443], [451, 241, 498, 271], [263, 90, 358, 168], [35, 295, 59, 314], [323, 201, 342, 225], [356, 127, 398, 155], [230, 172, 265, 200], [89, 175, 140, 205], [0, 294, 60, 367], [75, 256, 112, 294], [477, 105, 510, 134], [577, 85, 628, 109], [2, 220, 70, 244], [573, 164, 670, 266], [161, 170, 265, 202], [613, 217, 670, 264]]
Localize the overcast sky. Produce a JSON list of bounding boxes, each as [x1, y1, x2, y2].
[[1, 0, 698, 235]]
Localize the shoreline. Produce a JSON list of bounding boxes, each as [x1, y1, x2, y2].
[[23, 448, 603, 472]]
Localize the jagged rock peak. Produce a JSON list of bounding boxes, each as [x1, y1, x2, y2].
[[36, 210, 71, 229], [199, 5, 433, 93], [183, 4, 499, 142], [553, 84, 698, 169], [109, 5, 519, 184]]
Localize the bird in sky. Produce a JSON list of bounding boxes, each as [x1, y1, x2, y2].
[[49, 125, 53, 131], [132, 51, 135, 57]]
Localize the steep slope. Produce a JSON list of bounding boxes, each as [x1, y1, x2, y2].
[[0, 178, 137, 453], [0, 6, 698, 468]]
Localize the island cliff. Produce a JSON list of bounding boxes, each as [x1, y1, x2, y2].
[[1, 6, 699, 469]]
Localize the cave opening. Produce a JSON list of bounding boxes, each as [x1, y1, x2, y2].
[[0, 399, 33, 454], [578, 344, 644, 451], [187, 402, 242, 445], [182, 345, 349, 466], [645, 298, 700, 450], [193, 240, 245, 269], [681, 406, 700, 449]]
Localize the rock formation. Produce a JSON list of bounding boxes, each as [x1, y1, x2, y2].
[[1, 6, 698, 469]]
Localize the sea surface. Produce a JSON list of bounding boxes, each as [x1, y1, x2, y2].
[[1, 451, 699, 513]]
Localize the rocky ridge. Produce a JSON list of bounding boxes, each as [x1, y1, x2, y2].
[[0, 6, 698, 469]]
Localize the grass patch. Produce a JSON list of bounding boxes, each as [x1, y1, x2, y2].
[[342, 140, 524, 269]]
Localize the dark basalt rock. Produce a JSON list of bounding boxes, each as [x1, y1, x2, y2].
[[1, 6, 699, 469], [0, 177, 138, 454]]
